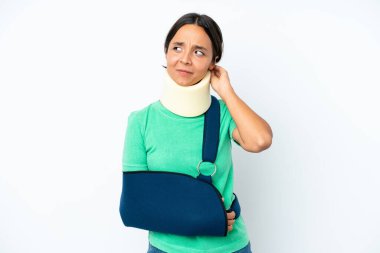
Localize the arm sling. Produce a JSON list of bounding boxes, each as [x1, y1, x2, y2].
[[119, 96, 241, 236]]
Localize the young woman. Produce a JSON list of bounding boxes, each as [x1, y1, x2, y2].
[[122, 13, 273, 253]]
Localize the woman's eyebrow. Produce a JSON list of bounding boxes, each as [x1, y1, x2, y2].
[[172, 42, 184, 46], [194, 45, 208, 51], [172, 42, 208, 51]]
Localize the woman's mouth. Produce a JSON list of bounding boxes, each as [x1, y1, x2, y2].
[[176, 69, 193, 76]]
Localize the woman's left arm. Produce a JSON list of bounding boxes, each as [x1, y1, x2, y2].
[[210, 65, 273, 153]]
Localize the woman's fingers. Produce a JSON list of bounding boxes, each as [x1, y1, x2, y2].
[[221, 198, 236, 232], [211, 65, 227, 78], [227, 211, 235, 232], [227, 211, 236, 220]]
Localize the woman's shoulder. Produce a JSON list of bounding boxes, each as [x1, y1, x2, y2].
[[127, 100, 160, 125], [217, 98, 230, 115], [128, 100, 159, 116], [217, 98, 227, 108]]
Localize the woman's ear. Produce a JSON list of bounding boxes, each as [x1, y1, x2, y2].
[[209, 56, 219, 70]]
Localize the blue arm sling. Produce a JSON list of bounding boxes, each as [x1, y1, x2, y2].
[[119, 96, 241, 236]]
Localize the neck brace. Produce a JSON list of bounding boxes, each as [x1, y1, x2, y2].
[[160, 70, 212, 117]]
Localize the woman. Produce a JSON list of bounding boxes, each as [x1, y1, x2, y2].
[[122, 13, 273, 253]]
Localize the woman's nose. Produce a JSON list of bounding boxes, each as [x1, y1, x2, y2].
[[180, 51, 191, 65]]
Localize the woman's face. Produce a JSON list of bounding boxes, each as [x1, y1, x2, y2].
[[166, 24, 215, 86]]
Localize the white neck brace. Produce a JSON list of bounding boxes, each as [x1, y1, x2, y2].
[[160, 70, 211, 117]]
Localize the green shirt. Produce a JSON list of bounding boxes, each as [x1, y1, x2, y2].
[[122, 99, 250, 253]]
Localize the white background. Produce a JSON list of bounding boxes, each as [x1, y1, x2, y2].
[[1, 0, 379, 252]]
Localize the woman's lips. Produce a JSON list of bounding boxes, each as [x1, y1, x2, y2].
[[176, 69, 193, 76]]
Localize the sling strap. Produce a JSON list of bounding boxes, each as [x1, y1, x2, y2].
[[199, 95, 240, 218], [203, 95, 220, 163]]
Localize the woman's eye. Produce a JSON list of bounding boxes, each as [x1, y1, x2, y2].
[[195, 50, 204, 56], [173, 46, 182, 52]]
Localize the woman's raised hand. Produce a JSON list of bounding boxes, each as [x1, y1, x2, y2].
[[210, 65, 234, 101]]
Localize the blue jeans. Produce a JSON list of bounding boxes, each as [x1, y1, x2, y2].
[[147, 241, 252, 253]]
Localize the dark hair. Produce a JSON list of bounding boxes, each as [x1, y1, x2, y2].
[[164, 13, 223, 63]]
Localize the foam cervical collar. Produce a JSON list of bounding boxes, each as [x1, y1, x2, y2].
[[160, 70, 212, 117]]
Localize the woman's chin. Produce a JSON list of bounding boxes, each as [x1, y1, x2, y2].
[[174, 78, 195, 87]]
